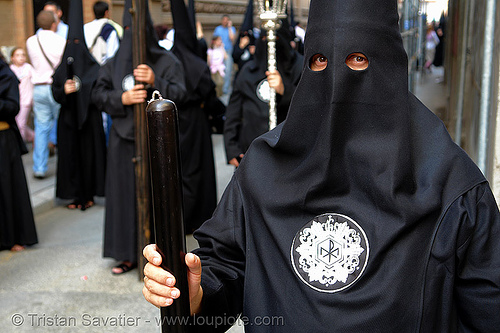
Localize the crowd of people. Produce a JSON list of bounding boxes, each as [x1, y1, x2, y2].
[[0, 0, 306, 263]]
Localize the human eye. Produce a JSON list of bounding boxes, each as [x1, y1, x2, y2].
[[309, 53, 328, 71], [345, 53, 369, 71]]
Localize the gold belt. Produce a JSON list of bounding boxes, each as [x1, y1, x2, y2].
[[0, 121, 9, 131]]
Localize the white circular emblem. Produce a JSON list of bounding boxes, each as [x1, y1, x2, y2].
[[72, 75, 81, 92], [256, 79, 270, 103], [291, 213, 369, 293], [122, 74, 135, 91]]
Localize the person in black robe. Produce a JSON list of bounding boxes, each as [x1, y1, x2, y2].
[[143, 0, 500, 331], [170, 0, 224, 233], [224, 24, 303, 167], [52, 0, 106, 211], [0, 57, 38, 251], [232, 0, 256, 73], [92, 0, 187, 274], [432, 13, 446, 68]]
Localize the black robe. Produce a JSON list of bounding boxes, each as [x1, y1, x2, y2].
[[92, 1, 187, 263], [223, 46, 303, 162], [52, 0, 106, 205], [189, 0, 500, 331], [170, 0, 221, 232], [0, 60, 37, 250]]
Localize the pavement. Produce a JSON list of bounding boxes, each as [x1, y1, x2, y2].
[[0, 67, 446, 332]]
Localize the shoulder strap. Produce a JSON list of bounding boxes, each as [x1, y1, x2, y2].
[[36, 34, 55, 70], [90, 22, 112, 50]]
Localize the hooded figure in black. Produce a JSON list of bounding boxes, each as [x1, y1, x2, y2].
[[170, 0, 224, 233], [232, 0, 256, 72], [142, 0, 500, 331], [92, 0, 186, 274], [223, 21, 303, 166], [0, 58, 37, 251], [52, 0, 106, 211]]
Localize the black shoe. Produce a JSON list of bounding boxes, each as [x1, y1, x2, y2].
[[33, 172, 46, 179]]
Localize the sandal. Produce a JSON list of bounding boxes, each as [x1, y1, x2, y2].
[[80, 201, 94, 211], [112, 262, 137, 275], [67, 202, 82, 210]]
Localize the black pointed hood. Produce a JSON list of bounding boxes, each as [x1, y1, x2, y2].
[[188, 0, 196, 34], [52, 0, 99, 129], [234, 0, 255, 55], [288, 0, 297, 27], [236, 0, 484, 300], [111, 0, 167, 91], [170, 0, 206, 95], [241, 0, 254, 33]]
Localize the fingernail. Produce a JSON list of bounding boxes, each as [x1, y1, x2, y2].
[[165, 298, 173, 306], [171, 290, 179, 298], [166, 278, 174, 286], [153, 257, 160, 265]]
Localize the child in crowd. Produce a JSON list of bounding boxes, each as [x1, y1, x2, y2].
[[10, 47, 34, 143], [207, 36, 226, 97]]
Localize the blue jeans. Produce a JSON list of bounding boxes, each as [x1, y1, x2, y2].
[[223, 53, 233, 95], [33, 85, 60, 174]]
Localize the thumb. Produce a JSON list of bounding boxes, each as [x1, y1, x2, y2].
[[185, 253, 202, 295]]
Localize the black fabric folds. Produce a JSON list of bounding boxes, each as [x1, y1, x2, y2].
[[191, 0, 500, 331], [51, 0, 106, 202], [52, 0, 100, 130], [0, 59, 37, 249]]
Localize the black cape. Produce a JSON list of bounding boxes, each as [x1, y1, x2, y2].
[[92, 0, 186, 262], [223, 29, 303, 162], [170, 0, 222, 232], [52, 0, 106, 205], [0, 59, 37, 250], [192, 0, 500, 331]]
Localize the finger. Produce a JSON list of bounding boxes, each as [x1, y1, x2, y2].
[[135, 90, 148, 97], [143, 244, 162, 266], [186, 253, 202, 276], [144, 262, 177, 287], [186, 253, 202, 295], [132, 98, 146, 104], [137, 64, 150, 70], [144, 275, 180, 299], [131, 84, 145, 91], [143, 285, 175, 308]]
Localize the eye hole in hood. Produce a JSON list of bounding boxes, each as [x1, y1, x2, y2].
[[345, 52, 369, 71], [309, 53, 328, 71]]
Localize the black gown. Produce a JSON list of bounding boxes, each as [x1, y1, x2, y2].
[[52, 0, 106, 206], [223, 42, 303, 162], [92, 1, 187, 263], [0, 60, 37, 250], [170, 0, 222, 233], [187, 0, 500, 331]]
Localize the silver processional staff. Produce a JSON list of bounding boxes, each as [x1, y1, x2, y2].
[[258, 0, 288, 130]]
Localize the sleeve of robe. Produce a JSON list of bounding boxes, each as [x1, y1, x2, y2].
[[151, 53, 187, 106], [223, 84, 244, 163], [0, 70, 20, 121], [191, 176, 246, 332], [91, 62, 127, 118], [51, 68, 68, 106], [232, 42, 244, 64], [422, 182, 500, 331], [453, 183, 500, 331]]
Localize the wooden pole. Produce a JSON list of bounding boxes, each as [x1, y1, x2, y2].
[[130, 0, 150, 280]]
